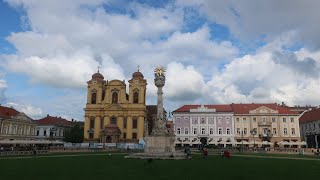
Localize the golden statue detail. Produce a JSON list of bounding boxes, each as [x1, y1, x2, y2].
[[154, 66, 165, 76]]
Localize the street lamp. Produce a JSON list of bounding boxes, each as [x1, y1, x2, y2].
[[49, 127, 57, 149], [87, 129, 94, 148], [241, 131, 244, 151], [101, 128, 107, 149], [250, 129, 257, 148]]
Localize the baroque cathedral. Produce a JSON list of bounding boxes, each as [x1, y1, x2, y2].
[[83, 68, 150, 143]]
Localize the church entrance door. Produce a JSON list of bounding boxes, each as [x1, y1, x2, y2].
[[106, 136, 112, 143]]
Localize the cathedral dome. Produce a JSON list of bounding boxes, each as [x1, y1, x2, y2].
[[132, 71, 144, 79], [92, 72, 104, 79]]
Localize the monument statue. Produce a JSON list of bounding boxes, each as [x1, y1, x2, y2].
[[125, 66, 183, 159]]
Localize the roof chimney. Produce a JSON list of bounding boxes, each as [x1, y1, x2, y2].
[[72, 118, 74, 122], [47, 114, 49, 117]]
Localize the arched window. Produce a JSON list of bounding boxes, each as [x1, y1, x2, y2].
[[133, 91, 139, 103], [91, 92, 97, 104], [112, 92, 118, 104], [111, 116, 117, 124], [102, 90, 105, 101]]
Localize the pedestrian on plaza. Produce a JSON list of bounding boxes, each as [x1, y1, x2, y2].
[[185, 146, 191, 160], [203, 147, 208, 159]]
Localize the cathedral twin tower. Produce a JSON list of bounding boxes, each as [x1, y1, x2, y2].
[[84, 69, 148, 144]]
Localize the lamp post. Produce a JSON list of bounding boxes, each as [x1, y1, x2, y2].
[[87, 129, 94, 149], [101, 129, 107, 150], [250, 129, 257, 148], [241, 131, 244, 151], [49, 127, 57, 149]]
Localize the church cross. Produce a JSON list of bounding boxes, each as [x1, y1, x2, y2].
[[137, 65, 140, 72], [97, 66, 101, 73]]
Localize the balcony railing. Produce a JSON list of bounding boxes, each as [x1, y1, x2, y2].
[[258, 122, 272, 126]]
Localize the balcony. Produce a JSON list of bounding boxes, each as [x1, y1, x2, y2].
[[258, 122, 272, 126]]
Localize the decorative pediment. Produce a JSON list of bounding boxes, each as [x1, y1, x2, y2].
[[11, 112, 33, 122], [105, 103, 125, 111], [190, 105, 216, 113], [249, 106, 278, 114]]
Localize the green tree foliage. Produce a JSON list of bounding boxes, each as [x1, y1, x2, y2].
[[63, 122, 84, 143]]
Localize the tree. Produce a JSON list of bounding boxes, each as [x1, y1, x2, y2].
[[63, 122, 84, 143]]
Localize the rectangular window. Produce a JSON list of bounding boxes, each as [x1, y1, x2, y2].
[[253, 117, 256, 122], [283, 118, 286, 123], [291, 128, 295, 135], [36, 130, 39, 136], [123, 117, 127, 129], [184, 117, 188, 124], [273, 128, 277, 134], [132, 133, 137, 139], [90, 118, 95, 129], [185, 128, 189, 134], [192, 118, 197, 124], [177, 128, 181, 134], [100, 117, 104, 129], [123, 133, 126, 139], [209, 117, 214, 124], [209, 128, 213, 134], [133, 119, 138, 129], [226, 120, 230, 124], [226, 128, 230, 135], [243, 128, 247, 135], [218, 119, 221, 124], [290, 118, 294, 123], [201, 117, 205, 124], [193, 128, 197, 134], [272, 117, 276, 122], [218, 128, 222, 135], [284, 128, 288, 135], [89, 133, 94, 139], [176, 117, 181, 124], [243, 118, 246, 123], [236, 118, 239, 122], [201, 128, 205, 134], [44, 130, 47, 136], [237, 128, 240, 135]]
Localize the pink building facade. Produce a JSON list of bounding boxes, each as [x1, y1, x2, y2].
[[172, 105, 235, 147]]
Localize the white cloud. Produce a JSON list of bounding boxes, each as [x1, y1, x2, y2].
[[177, 0, 320, 48], [5, 102, 43, 118]]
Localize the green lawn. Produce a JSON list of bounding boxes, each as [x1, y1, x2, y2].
[[0, 153, 319, 180]]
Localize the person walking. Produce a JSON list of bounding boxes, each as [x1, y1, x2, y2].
[[203, 147, 208, 159], [185, 146, 191, 160]]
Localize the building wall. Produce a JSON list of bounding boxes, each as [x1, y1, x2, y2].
[[172, 112, 235, 145], [84, 73, 147, 143], [234, 107, 301, 144], [0, 113, 37, 140], [36, 125, 68, 140]]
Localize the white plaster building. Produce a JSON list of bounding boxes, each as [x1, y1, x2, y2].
[[172, 105, 235, 147], [35, 115, 74, 140]]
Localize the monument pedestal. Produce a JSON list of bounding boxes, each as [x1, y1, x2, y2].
[[144, 135, 175, 154]]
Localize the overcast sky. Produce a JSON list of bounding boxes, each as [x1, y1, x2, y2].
[[1, 0, 320, 121]]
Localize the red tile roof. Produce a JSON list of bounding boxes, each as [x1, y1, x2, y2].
[[173, 105, 233, 113], [173, 103, 299, 115], [35, 115, 74, 127], [230, 103, 299, 115], [0, 105, 20, 118], [299, 108, 320, 123]]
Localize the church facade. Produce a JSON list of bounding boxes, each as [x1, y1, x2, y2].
[[83, 70, 148, 144]]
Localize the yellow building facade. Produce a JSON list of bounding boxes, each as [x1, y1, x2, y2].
[[83, 70, 148, 143]]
